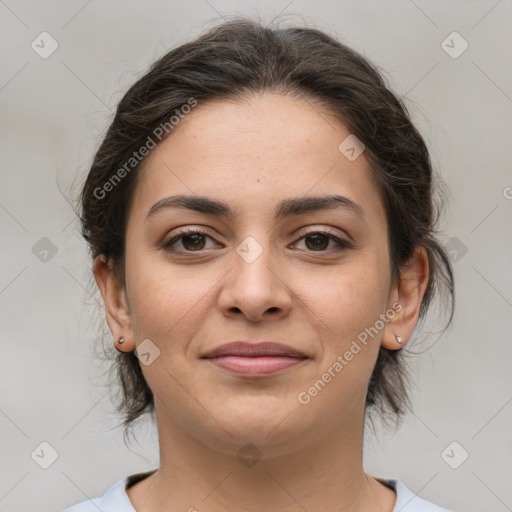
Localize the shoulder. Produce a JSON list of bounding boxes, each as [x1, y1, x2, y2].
[[61, 475, 136, 512], [387, 479, 453, 512]]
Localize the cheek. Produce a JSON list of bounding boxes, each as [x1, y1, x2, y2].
[[295, 267, 389, 419], [125, 248, 183, 338], [124, 249, 219, 344], [306, 260, 390, 344]]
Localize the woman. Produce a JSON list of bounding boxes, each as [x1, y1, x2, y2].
[[63, 17, 454, 512]]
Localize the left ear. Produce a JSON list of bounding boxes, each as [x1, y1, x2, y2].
[[382, 246, 429, 350]]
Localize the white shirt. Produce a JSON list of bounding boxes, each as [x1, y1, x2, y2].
[[62, 471, 452, 511]]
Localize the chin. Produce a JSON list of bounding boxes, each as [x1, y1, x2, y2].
[[209, 425, 304, 461], [210, 401, 305, 447]]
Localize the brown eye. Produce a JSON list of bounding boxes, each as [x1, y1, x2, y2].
[[293, 229, 352, 253], [179, 233, 207, 251], [304, 233, 330, 251], [163, 229, 216, 252]]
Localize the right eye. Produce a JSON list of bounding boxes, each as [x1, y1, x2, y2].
[[162, 228, 220, 253]]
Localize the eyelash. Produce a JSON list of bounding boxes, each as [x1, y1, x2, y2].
[[162, 227, 353, 254]]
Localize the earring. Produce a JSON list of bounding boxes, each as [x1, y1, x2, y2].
[[395, 335, 403, 344], [115, 336, 126, 353]]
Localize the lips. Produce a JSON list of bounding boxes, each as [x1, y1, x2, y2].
[[201, 342, 309, 377], [201, 341, 308, 359]]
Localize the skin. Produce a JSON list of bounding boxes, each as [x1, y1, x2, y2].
[[94, 92, 429, 511]]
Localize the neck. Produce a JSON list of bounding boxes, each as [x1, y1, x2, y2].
[[127, 400, 395, 512]]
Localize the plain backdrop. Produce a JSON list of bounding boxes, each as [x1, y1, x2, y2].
[[1, 1, 511, 511]]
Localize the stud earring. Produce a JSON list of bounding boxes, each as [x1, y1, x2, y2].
[[115, 336, 126, 353], [395, 335, 403, 344]]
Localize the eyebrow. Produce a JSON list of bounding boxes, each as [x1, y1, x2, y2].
[[146, 194, 365, 221]]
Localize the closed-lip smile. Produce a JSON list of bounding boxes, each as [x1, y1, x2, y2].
[[201, 341, 310, 377], [202, 341, 308, 358]]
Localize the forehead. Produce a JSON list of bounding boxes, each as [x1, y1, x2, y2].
[[129, 93, 386, 226]]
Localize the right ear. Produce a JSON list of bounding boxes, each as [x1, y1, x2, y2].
[[93, 254, 135, 351]]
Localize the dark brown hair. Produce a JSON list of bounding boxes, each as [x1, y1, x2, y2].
[[79, 16, 454, 440]]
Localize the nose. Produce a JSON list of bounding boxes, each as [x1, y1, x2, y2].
[[217, 243, 292, 322]]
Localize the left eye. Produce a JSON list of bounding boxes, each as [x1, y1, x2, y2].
[[293, 230, 351, 252], [162, 229, 351, 253]]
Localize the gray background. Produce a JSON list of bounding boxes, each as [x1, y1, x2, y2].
[[1, 1, 511, 511]]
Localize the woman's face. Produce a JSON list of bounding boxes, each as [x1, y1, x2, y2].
[[110, 93, 403, 455]]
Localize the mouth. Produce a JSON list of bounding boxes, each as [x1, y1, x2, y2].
[[201, 341, 310, 377]]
